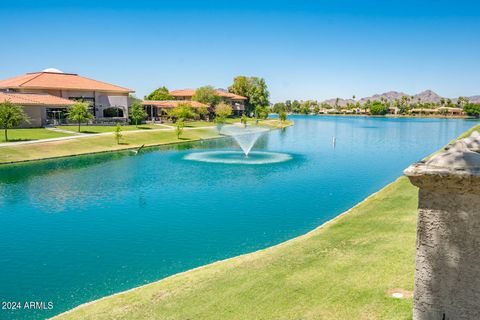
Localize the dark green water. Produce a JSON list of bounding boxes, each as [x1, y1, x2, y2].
[[0, 116, 477, 319]]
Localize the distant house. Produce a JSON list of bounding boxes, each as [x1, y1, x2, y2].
[[169, 89, 247, 115], [0, 68, 134, 127], [410, 108, 439, 115], [142, 100, 210, 121], [438, 107, 464, 116]]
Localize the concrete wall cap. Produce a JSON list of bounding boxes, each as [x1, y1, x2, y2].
[[404, 130, 480, 176]]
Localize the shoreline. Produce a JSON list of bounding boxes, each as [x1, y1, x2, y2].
[[51, 176, 397, 319], [286, 113, 475, 119], [0, 120, 294, 166], [0, 133, 224, 166]]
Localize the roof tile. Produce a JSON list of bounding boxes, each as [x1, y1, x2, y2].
[[0, 72, 133, 93], [0, 92, 75, 106]]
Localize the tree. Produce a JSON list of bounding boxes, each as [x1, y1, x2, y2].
[[129, 94, 143, 105], [194, 106, 209, 120], [214, 102, 232, 120], [228, 76, 270, 114], [192, 86, 221, 106], [114, 123, 123, 144], [240, 114, 248, 127], [129, 101, 147, 127], [369, 101, 389, 115], [463, 104, 480, 118], [175, 119, 185, 139], [255, 105, 269, 119], [299, 101, 310, 114], [279, 111, 287, 122], [0, 101, 29, 141], [168, 103, 195, 121], [457, 96, 469, 108], [291, 100, 301, 113], [145, 86, 173, 101], [272, 102, 286, 114], [67, 101, 93, 132], [285, 100, 292, 112]]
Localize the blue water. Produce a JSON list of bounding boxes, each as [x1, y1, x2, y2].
[[0, 116, 477, 319]]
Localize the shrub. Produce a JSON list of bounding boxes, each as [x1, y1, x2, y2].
[[463, 104, 480, 118], [369, 101, 389, 115]]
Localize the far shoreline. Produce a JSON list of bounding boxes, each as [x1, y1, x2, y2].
[[282, 113, 476, 119]]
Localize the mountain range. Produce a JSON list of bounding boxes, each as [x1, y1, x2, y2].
[[321, 90, 480, 106]]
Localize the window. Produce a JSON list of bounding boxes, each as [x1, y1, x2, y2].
[[103, 107, 124, 118]]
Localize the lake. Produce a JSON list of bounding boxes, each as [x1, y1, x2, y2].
[[0, 115, 477, 319]]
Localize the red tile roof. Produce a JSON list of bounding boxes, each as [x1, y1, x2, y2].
[[169, 89, 247, 100], [0, 92, 75, 106], [142, 100, 209, 109], [0, 72, 134, 93]]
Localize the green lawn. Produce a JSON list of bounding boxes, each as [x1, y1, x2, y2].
[[184, 121, 216, 127], [0, 128, 73, 143], [0, 128, 220, 164], [55, 177, 418, 320], [56, 124, 161, 134]]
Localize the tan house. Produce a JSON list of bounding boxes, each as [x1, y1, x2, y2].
[[0, 92, 75, 127], [0, 68, 134, 127], [169, 89, 247, 115], [438, 107, 464, 116], [142, 100, 210, 121]]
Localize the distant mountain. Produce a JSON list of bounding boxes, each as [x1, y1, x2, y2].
[[467, 95, 480, 103], [320, 90, 480, 106], [322, 98, 355, 107], [358, 91, 408, 104], [413, 90, 442, 103]]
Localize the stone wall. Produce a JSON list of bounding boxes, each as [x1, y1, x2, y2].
[[405, 130, 480, 320]]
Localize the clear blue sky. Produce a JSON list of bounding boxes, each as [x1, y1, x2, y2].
[[1, 0, 479, 102]]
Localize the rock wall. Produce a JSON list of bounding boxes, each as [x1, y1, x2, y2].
[[405, 130, 480, 320]]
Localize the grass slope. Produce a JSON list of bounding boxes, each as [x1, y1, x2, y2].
[[0, 119, 293, 164], [0, 128, 73, 142], [56, 124, 161, 133], [0, 128, 219, 164], [56, 177, 417, 320]]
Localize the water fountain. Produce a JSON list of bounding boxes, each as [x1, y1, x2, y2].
[[184, 124, 292, 165]]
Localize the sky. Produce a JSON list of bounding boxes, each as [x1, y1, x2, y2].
[[1, 0, 479, 102]]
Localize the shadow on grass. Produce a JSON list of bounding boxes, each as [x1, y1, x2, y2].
[[1, 138, 35, 143]]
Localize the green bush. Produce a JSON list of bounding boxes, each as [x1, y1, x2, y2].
[[464, 104, 480, 118], [369, 101, 389, 115]]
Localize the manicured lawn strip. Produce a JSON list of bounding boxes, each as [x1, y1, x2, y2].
[[55, 177, 418, 320], [184, 121, 216, 127], [0, 128, 73, 143], [56, 124, 161, 133], [258, 119, 294, 129], [0, 128, 220, 164]]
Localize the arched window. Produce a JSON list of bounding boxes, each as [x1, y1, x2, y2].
[[103, 107, 124, 118]]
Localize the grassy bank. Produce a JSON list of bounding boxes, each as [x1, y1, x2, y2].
[[0, 128, 220, 164], [55, 177, 418, 320], [56, 124, 161, 133], [0, 119, 293, 164]]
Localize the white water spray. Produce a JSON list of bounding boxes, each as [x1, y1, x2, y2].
[[220, 125, 269, 156]]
